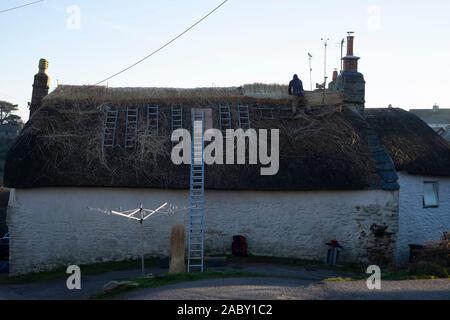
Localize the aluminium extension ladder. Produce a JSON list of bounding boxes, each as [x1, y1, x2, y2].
[[188, 110, 206, 273]]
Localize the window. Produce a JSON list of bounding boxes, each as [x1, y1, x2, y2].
[[423, 181, 439, 208]]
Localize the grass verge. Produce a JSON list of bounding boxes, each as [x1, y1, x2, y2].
[[381, 268, 450, 281], [93, 270, 263, 300], [0, 257, 167, 284], [323, 266, 450, 282], [226, 255, 365, 274]]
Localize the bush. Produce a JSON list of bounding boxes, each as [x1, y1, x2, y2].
[[0, 137, 13, 186], [408, 261, 449, 278]]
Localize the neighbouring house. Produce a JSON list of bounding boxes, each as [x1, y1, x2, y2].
[[366, 109, 450, 263], [441, 128, 450, 142], [3, 37, 450, 275], [410, 105, 450, 142]]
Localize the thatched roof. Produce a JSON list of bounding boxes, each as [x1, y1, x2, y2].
[[366, 108, 450, 177], [6, 86, 447, 190], [4, 84, 380, 191]]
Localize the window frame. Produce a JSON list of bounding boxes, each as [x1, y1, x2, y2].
[[423, 181, 439, 209]]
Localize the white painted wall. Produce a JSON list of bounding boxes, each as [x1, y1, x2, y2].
[[7, 188, 398, 275], [397, 173, 450, 264]]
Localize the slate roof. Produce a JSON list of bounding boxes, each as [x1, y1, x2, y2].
[[410, 109, 450, 125]]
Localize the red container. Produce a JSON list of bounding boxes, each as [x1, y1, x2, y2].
[[232, 235, 248, 257]]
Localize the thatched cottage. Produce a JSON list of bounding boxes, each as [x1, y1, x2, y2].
[[4, 36, 450, 275]]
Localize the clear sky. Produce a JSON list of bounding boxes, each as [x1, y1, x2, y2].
[[1, 0, 449, 121]]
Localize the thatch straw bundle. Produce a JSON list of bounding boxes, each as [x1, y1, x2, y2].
[[169, 224, 186, 274], [42, 84, 343, 108]]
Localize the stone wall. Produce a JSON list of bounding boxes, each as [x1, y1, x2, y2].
[[397, 173, 450, 264], [335, 71, 366, 115], [7, 188, 399, 275]]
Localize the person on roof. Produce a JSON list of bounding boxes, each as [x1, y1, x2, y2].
[[288, 74, 308, 116], [289, 74, 304, 97]]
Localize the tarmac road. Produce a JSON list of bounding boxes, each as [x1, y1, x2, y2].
[[120, 277, 450, 300], [0, 262, 449, 300]]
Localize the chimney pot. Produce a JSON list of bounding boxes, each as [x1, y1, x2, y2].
[[30, 58, 50, 117], [38, 58, 49, 74], [346, 35, 354, 56]]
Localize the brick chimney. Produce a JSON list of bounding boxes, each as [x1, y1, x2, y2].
[[343, 33, 359, 72], [332, 70, 338, 82], [328, 69, 339, 91], [335, 33, 366, 115], [30, 58, 50, 117]]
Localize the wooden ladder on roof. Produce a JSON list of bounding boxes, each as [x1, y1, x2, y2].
[[219, 104, 232, 133], [125, 106, 139, 149], [103, 109, 118, 148], [171, 106, 184, 152], [171, 105, 183, 132], [146, 105, 159, 135], [237, 104, 251, 129]]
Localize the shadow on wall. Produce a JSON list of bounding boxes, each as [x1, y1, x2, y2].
[[0, 188, 9, 235]]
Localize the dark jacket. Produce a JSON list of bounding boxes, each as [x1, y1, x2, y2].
[[288, 76, 305, 97]]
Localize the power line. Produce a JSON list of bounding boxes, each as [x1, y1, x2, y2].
[[0, 0, 44, 14], [93, 0, 230, 86]]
